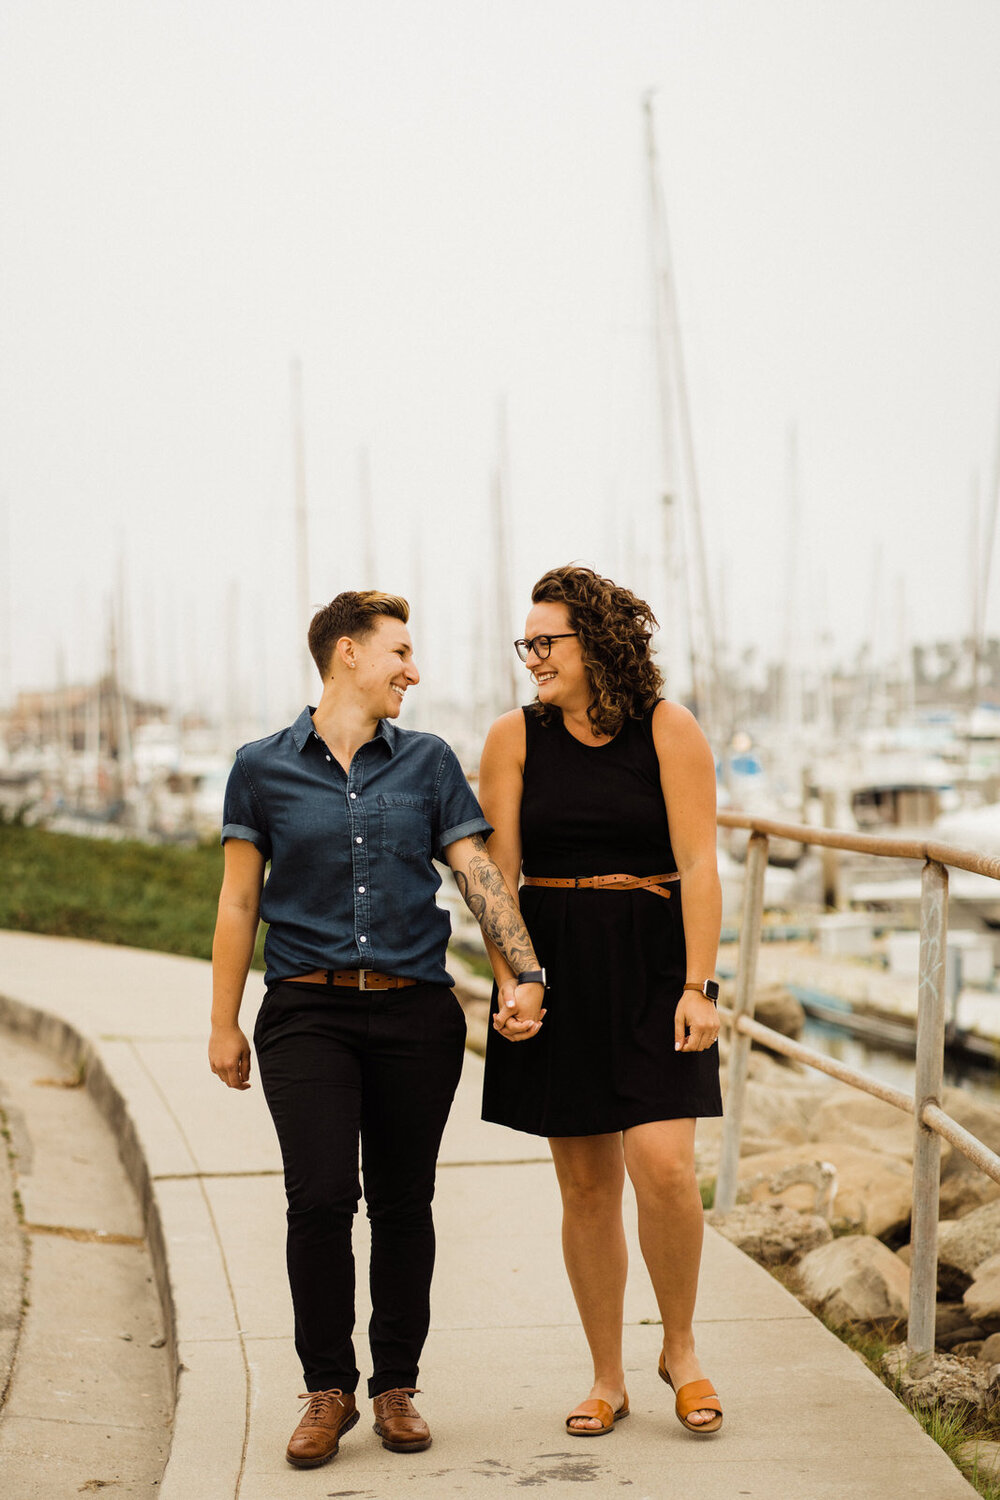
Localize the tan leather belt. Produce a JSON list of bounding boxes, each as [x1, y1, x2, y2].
[[281, 969, 418, 990], [522, 871, 680, 900]]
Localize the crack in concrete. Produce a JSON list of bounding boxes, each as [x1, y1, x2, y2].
[[151, 1169, 283, 1181], [438, 1158, 551, 1168], [24, 1223, 144, 1247]]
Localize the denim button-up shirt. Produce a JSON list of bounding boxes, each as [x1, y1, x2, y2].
[[221, 707, 491, 987]]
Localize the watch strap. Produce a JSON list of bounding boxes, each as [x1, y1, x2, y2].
[[684, 980, 720, 1002], [516, 968, 547, 987]]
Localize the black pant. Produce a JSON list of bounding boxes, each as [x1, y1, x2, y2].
[[254, 980, 466, 1398]]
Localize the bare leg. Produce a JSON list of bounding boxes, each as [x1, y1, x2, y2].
[[549, 1134, 628, 1431], [624, 1118, 717, 1425]]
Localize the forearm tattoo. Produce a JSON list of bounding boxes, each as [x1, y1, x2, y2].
[[454, 835, 536, 974]]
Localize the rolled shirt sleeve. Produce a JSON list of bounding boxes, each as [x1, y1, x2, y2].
[[433, 743, 493, 857], [221, 754, 272, 860]]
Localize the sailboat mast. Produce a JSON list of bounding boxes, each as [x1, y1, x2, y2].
[[359, 445, 377, 585], [0, 492, 10, 713], [491, 397, 519, 715], [643, 95, 718, 732], [781, 422, 802, 737], [972, 388, 1000, 709], [291, 359, 313, 707]]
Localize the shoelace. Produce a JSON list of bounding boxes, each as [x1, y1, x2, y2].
[[377, 1387, 420, 1416], [297, 1388, 346, 1424]]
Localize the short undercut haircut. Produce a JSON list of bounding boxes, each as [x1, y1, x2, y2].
[[308, 590, 410, 678]]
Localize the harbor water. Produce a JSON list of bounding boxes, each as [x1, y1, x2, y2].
[[802, 1015, 1000, 1107]]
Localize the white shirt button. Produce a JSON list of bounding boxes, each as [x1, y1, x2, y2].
[[325, 755, 331, 761], [355, 837, 363, 844], [358, 885, 365, 893], [350, 792, 357, 799], [359, 935, 367, 943]]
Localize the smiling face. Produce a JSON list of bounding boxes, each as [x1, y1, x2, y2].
[[520, 600, 591, 712], [346, 614, 420, 718]]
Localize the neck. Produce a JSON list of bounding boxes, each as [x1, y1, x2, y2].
[[560, 697, 608, 741], [311, 681, 381, 768]]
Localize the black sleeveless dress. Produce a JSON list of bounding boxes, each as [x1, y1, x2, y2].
[[481, 704, 723, 1137]]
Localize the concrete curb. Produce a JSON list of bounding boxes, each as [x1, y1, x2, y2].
[[0, 988, 240, 1499], [0, 956, 497, 1499], [0, 991, 179, 1402]]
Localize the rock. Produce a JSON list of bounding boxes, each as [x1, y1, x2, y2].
[[941, 1087, 1000, 1157], [936, 1302, 976, 1340], [745, 1045, 806, 1083], [938, 1169, 1000, 1221], [750, 983, 805, 1044], [979, 1331, 1000, 1364], [796, 1235, 910, 1326], [953, 1340, 985, 1358], [881, 1347, 991, 1413], [938, 1088, 1000, 1219], [938, 1201, 1000, 1296], [706, 1202, 833, 1265], [737, 1142, 913, 1238], [742, 1078, 821, 1147], [896, 1243, 911, 1266], [744, 1160, 839, 1220], [936, 1324, 987, 1353], [809, 1092, 945, 1165], [694, 1069, 830, 1176], [956, 1439, 1000, 1482], [964, 1252, 1000, 1331]]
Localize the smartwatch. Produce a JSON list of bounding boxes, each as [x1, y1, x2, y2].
[[516, 968, 547, 987], [684, 979, 720, 1003]]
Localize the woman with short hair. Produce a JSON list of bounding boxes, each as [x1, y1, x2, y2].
[[210, 589, 546, 1468]]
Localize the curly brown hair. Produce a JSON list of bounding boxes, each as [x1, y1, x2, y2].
[[529, 565, 663, 736]]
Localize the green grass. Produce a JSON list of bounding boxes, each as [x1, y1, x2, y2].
[[0, 823, 265, 967], [451, 941, 494, 982]]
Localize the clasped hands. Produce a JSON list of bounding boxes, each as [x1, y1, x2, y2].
[[492, 979, 546, 1042]]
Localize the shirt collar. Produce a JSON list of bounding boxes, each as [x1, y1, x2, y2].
[[291, 707, 317, 752], [290, 706, 397, 757]]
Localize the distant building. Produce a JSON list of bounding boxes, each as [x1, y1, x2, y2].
[[2, 678, 168, 757]]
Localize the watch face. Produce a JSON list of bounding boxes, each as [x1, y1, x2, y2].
[[704, 979, 720, 1002]]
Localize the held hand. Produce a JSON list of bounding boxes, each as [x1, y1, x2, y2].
[[209, 1024, 252, 1089], [674, 993, 720, 1054], [493, 980, 546, 1043]]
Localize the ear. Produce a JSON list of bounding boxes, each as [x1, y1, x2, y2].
[[333, 635, 357, 673]]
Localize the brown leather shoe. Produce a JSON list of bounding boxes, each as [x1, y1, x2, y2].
[[372, 1387, 432, 1452], [285, 1388, 359, 1468]]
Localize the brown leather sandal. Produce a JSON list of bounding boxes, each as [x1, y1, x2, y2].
[[658, 1356, 723, 1434], [565, 1392, 630, 1437]]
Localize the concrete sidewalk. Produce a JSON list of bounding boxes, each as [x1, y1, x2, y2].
[[0, 930, 978, 1499]]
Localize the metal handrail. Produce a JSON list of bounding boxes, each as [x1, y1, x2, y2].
[[717, 808, 1000, 880], [713, 815, 1000, 1376]]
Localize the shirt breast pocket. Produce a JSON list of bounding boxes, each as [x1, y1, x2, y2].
[[378, 794, 432, 866]]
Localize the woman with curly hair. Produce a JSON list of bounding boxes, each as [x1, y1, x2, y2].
[[479, 564, 724, 1438]]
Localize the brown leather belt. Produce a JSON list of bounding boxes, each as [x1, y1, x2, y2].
[[522, 871, 680, 900], [281, 969, 418, 990]]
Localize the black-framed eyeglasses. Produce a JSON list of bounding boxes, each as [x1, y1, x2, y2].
[[514, 633, 578, 662]]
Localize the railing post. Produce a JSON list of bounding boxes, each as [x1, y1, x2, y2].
[[714, 831, 769, 1214], [907, 859, 948, 1374]]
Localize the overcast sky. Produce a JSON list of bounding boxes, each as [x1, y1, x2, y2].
[[2, 0, 999, 729]]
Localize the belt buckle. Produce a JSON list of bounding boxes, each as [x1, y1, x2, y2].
[[358, 969, 369, 991]]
